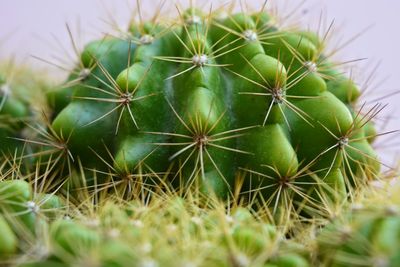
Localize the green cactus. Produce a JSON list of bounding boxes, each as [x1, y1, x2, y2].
[[34, 4, 381, 219], [317, 182, 400, 267], [0, 1, 396, 267]]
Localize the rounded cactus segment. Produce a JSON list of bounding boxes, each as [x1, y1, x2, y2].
[[231, 224, 273, 255], [238, 125, 298, 177], [231, 53, 288, 126], [50, 219, 101, 256], [326, 76, 361, 103], [0, 180, 32, 206], [263, 31, 317, 67], [287, 70, 327, 96], [286, 91, 354, 171], [0, 214, 18, 256]]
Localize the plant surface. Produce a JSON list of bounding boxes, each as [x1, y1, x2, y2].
[[0, 1, 397, 267]]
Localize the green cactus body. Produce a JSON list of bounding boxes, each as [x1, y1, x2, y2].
[[38, 6, 383, 214], [0, 2, 396, 267]]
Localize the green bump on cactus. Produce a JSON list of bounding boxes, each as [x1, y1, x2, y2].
[[50, 219, 101, 257], [0, 180, 32, 201]]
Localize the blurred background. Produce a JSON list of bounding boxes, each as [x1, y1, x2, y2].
[[0, 0, 399, 164]]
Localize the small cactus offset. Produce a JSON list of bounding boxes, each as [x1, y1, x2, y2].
[[0, 1, 397, 267]]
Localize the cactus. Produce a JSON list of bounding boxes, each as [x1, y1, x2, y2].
[[0, 1, 397, 267], [317, 181, 400, 267], [0, 63, 49, 159], [0, 178, 65, 266], [0, 72, 29, 155], [0, 178, 311, 267], [27, 3, 381, 220]]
